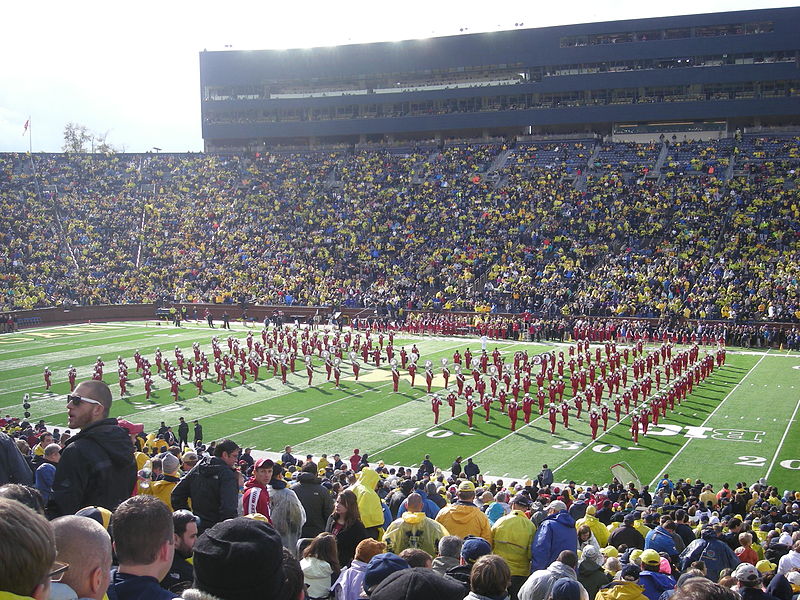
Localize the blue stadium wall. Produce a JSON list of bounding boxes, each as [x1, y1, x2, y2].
[[199, 7, 800, 147]]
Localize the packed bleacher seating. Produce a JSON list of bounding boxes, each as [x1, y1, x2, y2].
[[2, 402, 800, 600], [0, 135, 798, 323]]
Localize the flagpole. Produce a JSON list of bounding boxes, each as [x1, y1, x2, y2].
[[28, 116, 32, 154]]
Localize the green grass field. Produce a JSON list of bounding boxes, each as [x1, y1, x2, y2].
[[2, 321, 799, 491]]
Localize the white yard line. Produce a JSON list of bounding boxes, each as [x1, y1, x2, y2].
[[764, 392, 800, 480], [648, 351, 770, 487]]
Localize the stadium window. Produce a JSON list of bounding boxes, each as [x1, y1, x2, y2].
[[664, 28, 691, 39]]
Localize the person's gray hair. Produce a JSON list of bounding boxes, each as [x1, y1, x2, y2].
[[438, 535, 464, 558], [44, 443, 61, 458]]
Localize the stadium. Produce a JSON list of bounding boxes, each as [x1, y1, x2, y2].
[[1, 6, 799, 600]]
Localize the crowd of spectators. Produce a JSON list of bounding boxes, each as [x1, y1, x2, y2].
[[0, 135, 797, 323], [2, 402, 800, 600]]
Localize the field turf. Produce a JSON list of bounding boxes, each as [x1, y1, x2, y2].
[[1, 321, 798, 490]]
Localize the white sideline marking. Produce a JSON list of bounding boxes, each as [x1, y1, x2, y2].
[[764, 392, 800, 480], [648, 351, 769, 487]]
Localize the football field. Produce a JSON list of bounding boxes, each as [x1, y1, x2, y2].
[[1, 321, 799, 491]]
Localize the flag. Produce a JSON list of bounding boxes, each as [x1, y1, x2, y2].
[[22, 120, 29, 136]]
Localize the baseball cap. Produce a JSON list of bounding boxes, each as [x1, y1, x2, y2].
[[460, 536, 491, 563], [623, 512, 637, 525], [117, 419, 144, 436], [601, 546, 619, 558], [755, 559, 777, 574], [254, 458, 275, 470], [512, 494, 532, 508], [363, 553, 410, 594], [458, 480, 475, 492], [640, 549, 661, 566], [547, 500, 567, 512], [733, 563, 761, 583]]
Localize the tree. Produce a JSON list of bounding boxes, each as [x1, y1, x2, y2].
[[62, 122, 119, 154], [62, 122, 92, 153]]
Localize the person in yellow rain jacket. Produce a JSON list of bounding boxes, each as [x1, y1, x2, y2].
[[577, 505, 609, 548], [384, 493, 450, 556], [350, 467, 385, 538], [436, 481, 493, 543]]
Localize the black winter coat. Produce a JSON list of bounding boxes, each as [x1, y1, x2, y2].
[[171, 455, 238, 532], [47, 418, 136, 518], [325, 515, 368, 567], [292, 472, 335, 538]]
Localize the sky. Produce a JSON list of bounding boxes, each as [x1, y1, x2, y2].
[[0, 1, 794, 153]]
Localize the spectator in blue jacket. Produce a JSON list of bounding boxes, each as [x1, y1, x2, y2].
[[34, 443, 61, 504], [638, 549, 676, 600], [531, 500, 578, 572], [679, 526, 740, 582], [645, 521, 679, 559]]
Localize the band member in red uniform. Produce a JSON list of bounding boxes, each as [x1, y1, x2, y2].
[[600, 403, 609, 431], [118, 370, 128, 396], [456, 368, 465, 395], [408, 361, 417, 387], [447, 391, 457, 418], [303, 356, 312, 385], [466, 397, 477, 429], [589, 409, 599, 440], [144, 375, 153, 400], [333, 362, 341, 389], [391, 362, 400, 392], [195, 372, 203, 396], [482, 395, 493, 422], [352, 359, 360, 381], [43, 366, 52, 390], [560, 401, 570, 429], [508, 399, 519, 431], [522, 394, 533, 424], [67, 366, 77, 392], [631, 412, 640, 444], [425, 365, 434, 393], [431, 394, 442, 424], [548, 403, 558, 434], [537, 388, 546, 415], [441, 362, 450, 388]]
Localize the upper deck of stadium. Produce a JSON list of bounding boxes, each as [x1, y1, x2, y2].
[[200, 7, 800, 151]]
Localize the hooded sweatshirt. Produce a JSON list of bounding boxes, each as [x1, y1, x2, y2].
[[679, 529, 740, 581], [269, 478, 307, 556], [596, 580, 649, 600], [332, 559, 369, 600], [435, 500, 493, 543], [383, 511, 450, 556], [242, 476, 271, 521], [47, 417, 137, 518], [518, 561, 583, 600], [350, 468, 384, 529], [638, 570, 676, 600], [301, 556, 335, 599]]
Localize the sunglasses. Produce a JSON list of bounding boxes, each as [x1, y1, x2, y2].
[[50, 561, 69, 582], [66, 394, 103, 407]]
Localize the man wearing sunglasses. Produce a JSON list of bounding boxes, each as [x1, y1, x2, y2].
[[46, 380, 137, 519]]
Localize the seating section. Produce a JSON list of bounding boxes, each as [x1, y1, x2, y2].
[[0, 135, 797, 322]]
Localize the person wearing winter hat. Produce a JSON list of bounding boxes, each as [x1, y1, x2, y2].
[[140, 452, 182, 511], [362, 553, 410, 596], [577, 545, 611, 600], [183, 517, 287, 600], [550, 578, 590, 600], [371, 567, 467, 600]]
